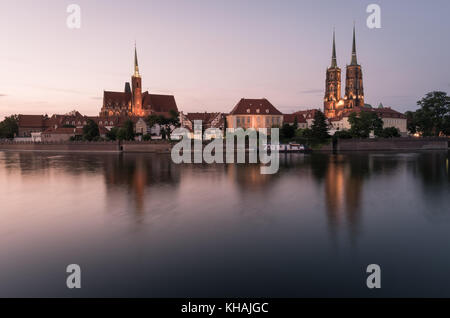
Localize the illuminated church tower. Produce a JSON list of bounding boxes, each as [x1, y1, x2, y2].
[[344, 26, 364, 108], [131, 45, 144, 116], [324, 30, 342, 118]]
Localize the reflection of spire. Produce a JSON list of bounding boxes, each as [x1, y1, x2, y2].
[[322, 155, 363, 241], [331, 29, 337, 68], [134, 42, 140, 77], [350, 25, 358, 65]]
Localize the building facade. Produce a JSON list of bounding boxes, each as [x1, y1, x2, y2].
[[226, 98, 283, 131], [324, 27, 364, 119], [99, 46, 179, 118]]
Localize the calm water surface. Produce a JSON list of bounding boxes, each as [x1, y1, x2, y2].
[[0, 151, 449, 297]]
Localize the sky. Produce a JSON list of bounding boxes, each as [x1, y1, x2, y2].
[[0, 0, 449, 119]]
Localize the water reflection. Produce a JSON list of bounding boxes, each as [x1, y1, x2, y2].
[[1, 150, 450, 297], [1, 151, 448, 229], [103, 154, 181, 214]]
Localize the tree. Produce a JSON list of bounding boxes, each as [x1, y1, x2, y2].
[[280, 123, 296, 140], [334, 129, 353, 139], [414, 91, 450, 136], [348, 111, 383, 138], [0, 115, 19, 139], [145, 110, 180, 140], [106, 127, 120, 141], [118, 119, 135, 141], [82, 119, 99, 141], [293, 116, 299, 130], [380, 127, 400, 138], [311, 110, 330, 141], [405, 111, 417, 135]]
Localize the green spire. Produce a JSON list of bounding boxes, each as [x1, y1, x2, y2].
[[134, 42, 140, 77], [350, 25, 358, 65], [331, 29, 337, 68]]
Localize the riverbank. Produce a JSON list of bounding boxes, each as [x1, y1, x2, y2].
[[330, 137, 449, 152], [0, 137, 448, 153], [0, 141, 172, 153]]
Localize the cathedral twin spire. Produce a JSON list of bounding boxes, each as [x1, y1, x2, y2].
[[324, 25, 364, 117], [330, 26, 359, 68]]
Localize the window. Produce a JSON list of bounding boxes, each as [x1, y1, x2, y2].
[[247, 117, 250, 124]]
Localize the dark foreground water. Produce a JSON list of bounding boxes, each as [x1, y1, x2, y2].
[[0, 150, 449, 297]]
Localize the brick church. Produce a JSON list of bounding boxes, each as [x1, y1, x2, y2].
[[324, 26, 364, 119], [100, 46, 178, 118]]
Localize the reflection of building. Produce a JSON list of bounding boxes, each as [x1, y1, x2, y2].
[[103, 154, 180, 213], [226, 98, 283, 130], [322, 155, 363, 238]]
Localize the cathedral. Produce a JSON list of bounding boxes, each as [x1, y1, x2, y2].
[[324, 27, 364, 119], [100, 46, 178, 118]]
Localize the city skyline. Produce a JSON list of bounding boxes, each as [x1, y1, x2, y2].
[[1, 0, 450, 120]]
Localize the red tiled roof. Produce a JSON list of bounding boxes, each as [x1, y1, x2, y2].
[[103, 91, 131, 104], [18, 115, 46, 128], [293, 109, 320, 120], [283, 113, 307, 124], [338, 106, 406, 119], [186, 112, 220, 123], [143, 93, 179, 113], [229, 98, 282, 115]]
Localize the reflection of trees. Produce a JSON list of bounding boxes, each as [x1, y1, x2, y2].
[[411, 151, 450, 188], [409, 151, 450, 220], [0, 152, 181, 216]]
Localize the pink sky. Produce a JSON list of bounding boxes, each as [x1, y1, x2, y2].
[[1, 0, 449, 120]]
